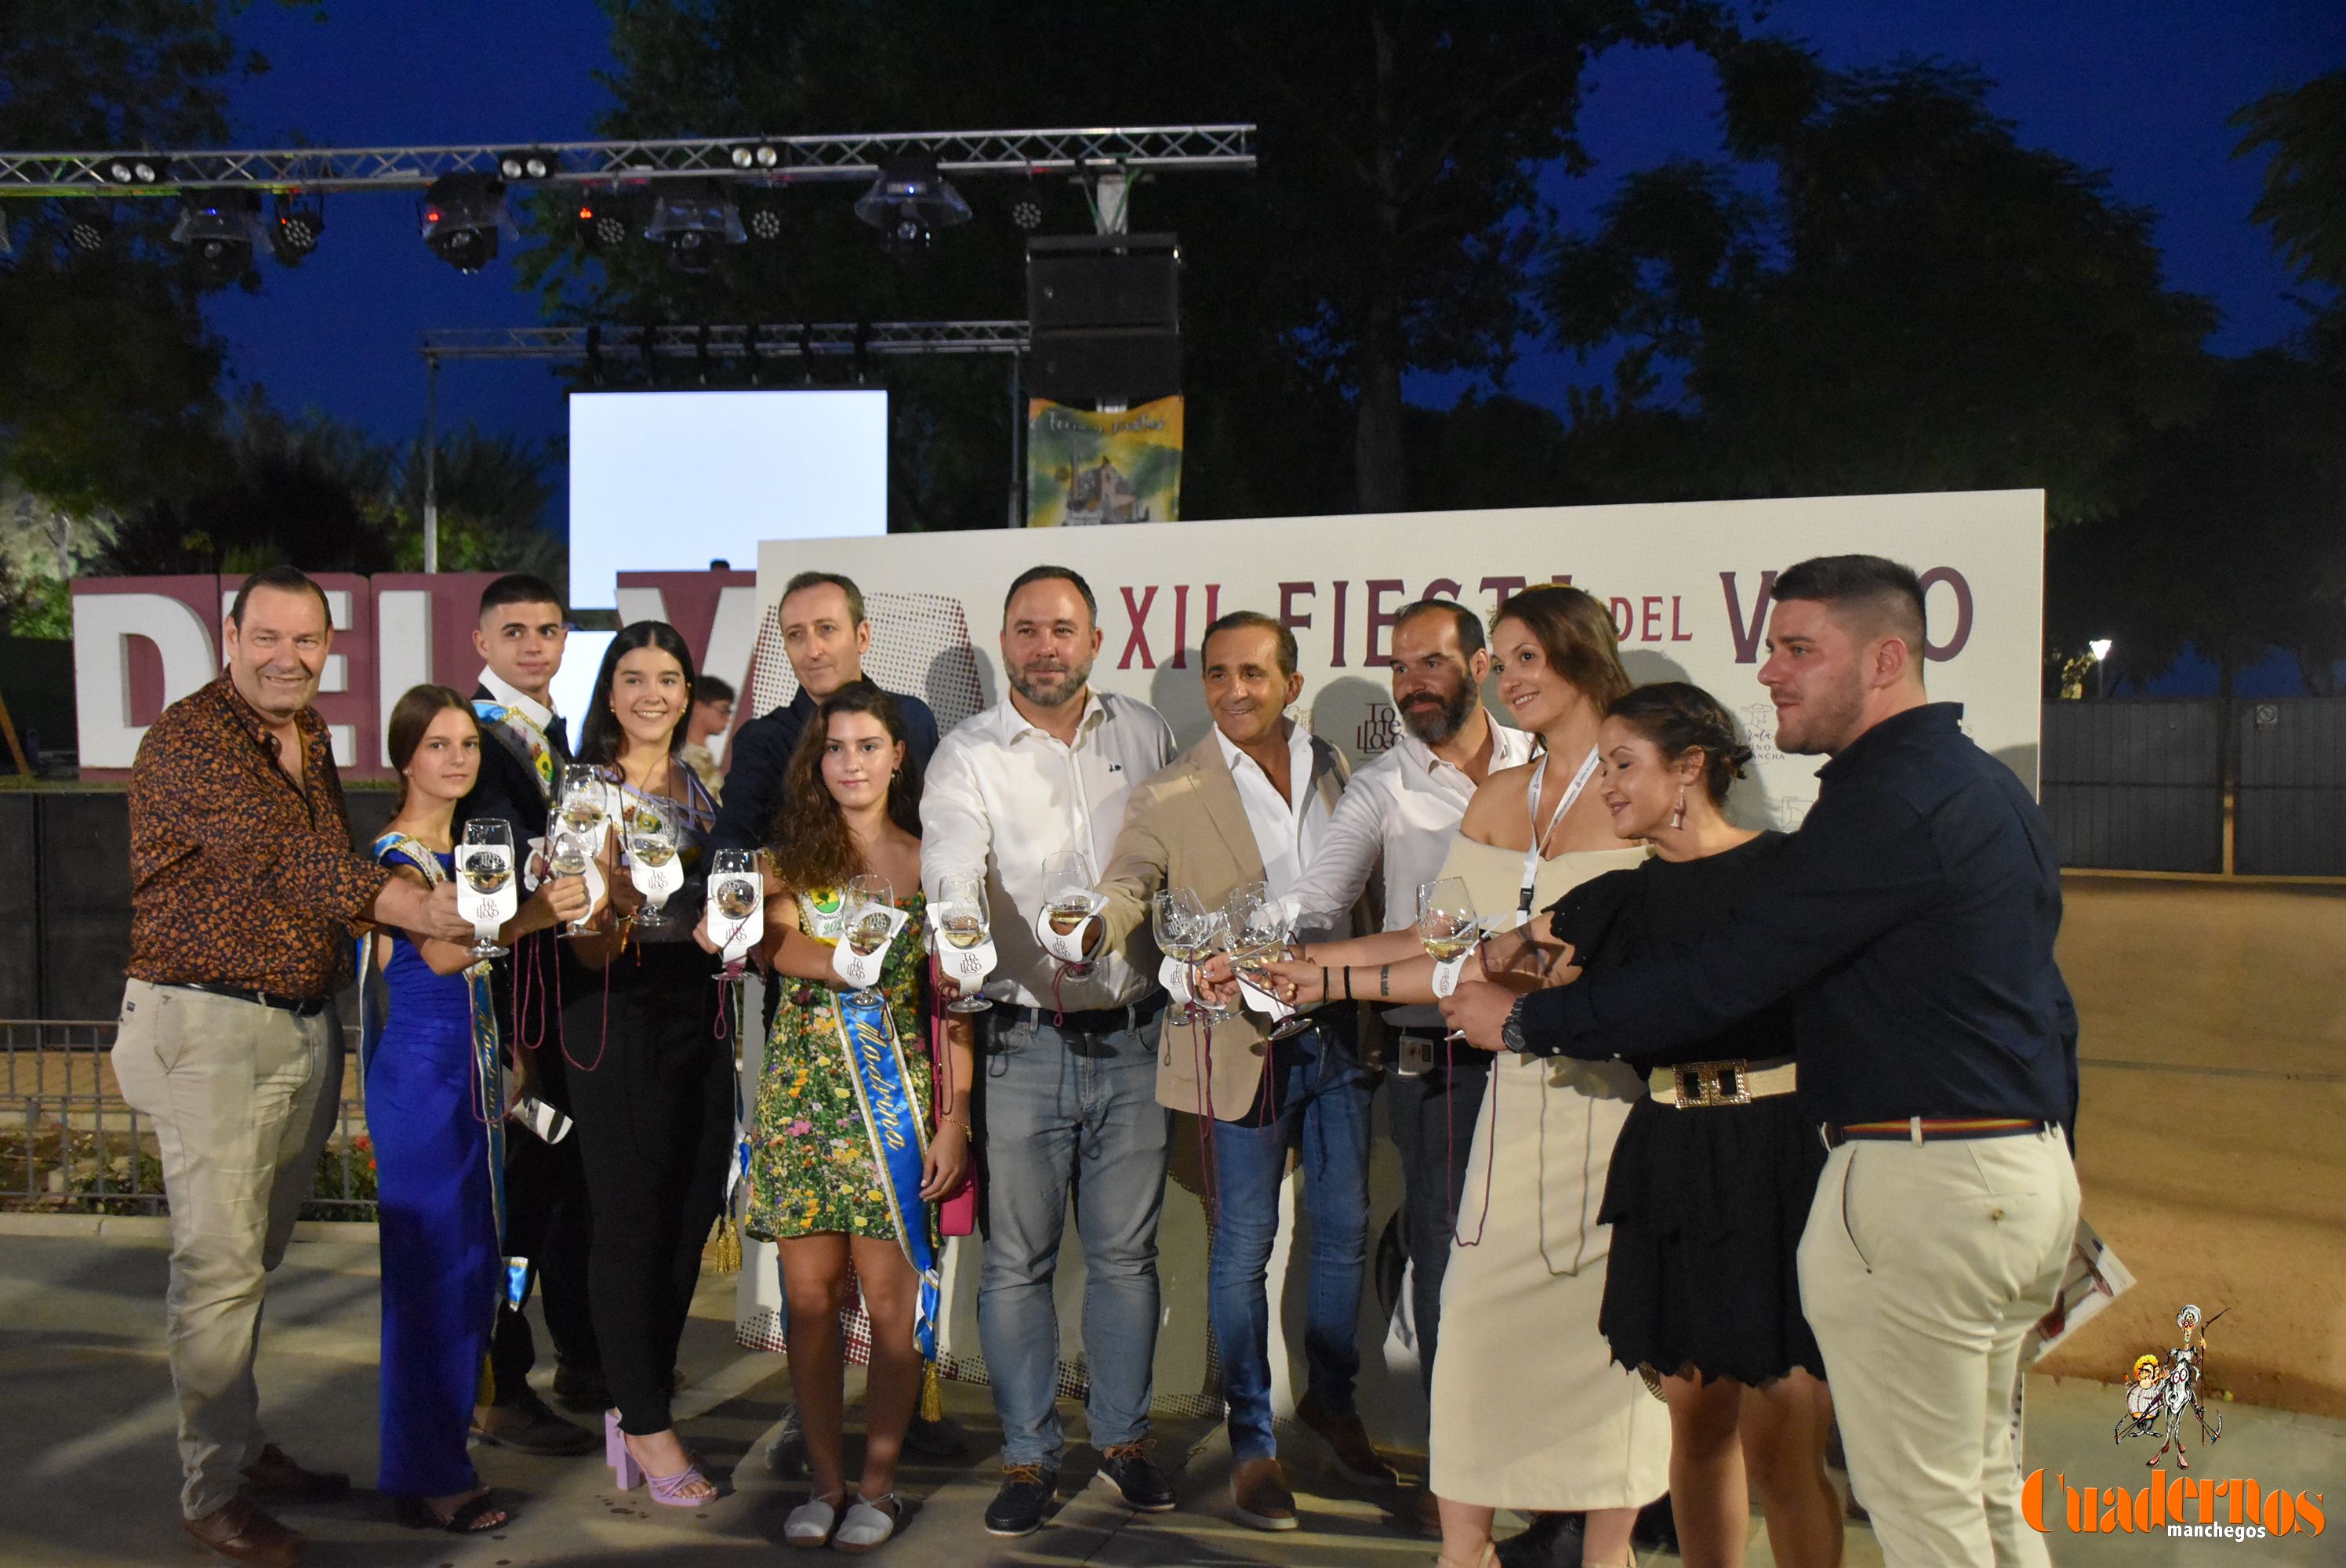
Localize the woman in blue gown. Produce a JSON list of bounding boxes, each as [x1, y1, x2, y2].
[[368, 685, 589, 1532]]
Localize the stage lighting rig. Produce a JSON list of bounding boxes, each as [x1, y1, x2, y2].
[[645, 180, 744, 274], [573, 191, 632, 250], [497, 147, 560, 182], [172, 192, 260, 285], [728, 143, 782, 170], [738, 188, 785, 242], [103, 154, 165, 186], [64, 201, 113, 253], [420, 172, 508, 273], [1011, 194, 1044, 231], [854, 152, 970, 259], [269, 191, 325, 263]]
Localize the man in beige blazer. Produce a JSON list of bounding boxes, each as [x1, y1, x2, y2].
[[1095, 610, 1390, 1533]]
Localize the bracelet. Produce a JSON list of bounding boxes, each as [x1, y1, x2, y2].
[[1320, 965, 1330, 1001], [1379, 964, 1390, 999], [1343, 966, 1353, 1001]]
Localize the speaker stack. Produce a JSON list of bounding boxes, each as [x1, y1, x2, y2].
[[1024, 233, 1182, 406]]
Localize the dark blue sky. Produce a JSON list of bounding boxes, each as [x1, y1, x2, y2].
[[203, 2, 2344, 461]]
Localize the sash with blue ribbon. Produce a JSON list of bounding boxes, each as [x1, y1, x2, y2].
[[830, 985, 943, 1362], [358, 832, 522, 1316], [472, 700, 557, 802]]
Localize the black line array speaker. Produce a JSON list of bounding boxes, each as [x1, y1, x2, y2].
[[1026, 233, 1182, 405]]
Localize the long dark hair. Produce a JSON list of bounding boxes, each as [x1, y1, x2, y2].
[[768, 685, 924, 892], [575, 620, 698, 766], [1605, 682, 1753, 804], [385, 683, 477, 815]]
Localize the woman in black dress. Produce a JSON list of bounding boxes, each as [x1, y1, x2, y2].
[[1482, 683, 1842, 1568]]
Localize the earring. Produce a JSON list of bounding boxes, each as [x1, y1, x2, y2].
[[1669, 789, 1687, 831]]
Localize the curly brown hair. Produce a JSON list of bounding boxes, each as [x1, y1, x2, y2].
[[766, 685, 924, 892]]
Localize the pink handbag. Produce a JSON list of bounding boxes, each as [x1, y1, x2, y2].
[[928, 954, 978, 1236]]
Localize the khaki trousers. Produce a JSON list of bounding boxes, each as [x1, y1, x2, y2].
[[1798, 1127, 2078, 1568], [111, 978, 343, 1519]]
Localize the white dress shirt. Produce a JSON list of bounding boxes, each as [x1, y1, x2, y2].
[[1287, 716, 1536, 1028], [1215, 720, 1333, 902], [921, 688, 1176, 1010], [480, 667, 560, 735]]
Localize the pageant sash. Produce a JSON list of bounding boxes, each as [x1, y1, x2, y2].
[[473, 700, 558, 803], [830, 986, 942, 1361], [366, 832, 521, 1305]]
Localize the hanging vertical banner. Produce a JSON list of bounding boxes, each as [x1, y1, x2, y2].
[[1025, 396, 1184, 527]]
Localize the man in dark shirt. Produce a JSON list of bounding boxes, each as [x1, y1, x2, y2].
[[708, 569, 939, 855], [117, 567, 474, 1568], [452, 573, 600, 1455], [1443, 555, 2080, 1568]]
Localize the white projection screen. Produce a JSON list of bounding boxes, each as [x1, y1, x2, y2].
[[566, 390, 888, 609]]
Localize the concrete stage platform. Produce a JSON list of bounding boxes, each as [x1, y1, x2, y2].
[[3, 1222, 2337, 1566]]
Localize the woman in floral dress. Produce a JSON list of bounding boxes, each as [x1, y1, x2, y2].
[[742, 686, 973, 1552]]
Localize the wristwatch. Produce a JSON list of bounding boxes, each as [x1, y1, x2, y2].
[[1500, 994, 1531, 1054]]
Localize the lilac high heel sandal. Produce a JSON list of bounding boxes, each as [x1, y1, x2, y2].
[[605, 1410, 714, 1505]]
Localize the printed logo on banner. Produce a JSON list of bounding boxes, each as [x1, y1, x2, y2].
[[1356, 702, 1400, 755]]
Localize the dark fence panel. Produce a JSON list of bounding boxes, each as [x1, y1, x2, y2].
[[0, 797, 38, 1016], [2040, 700, 2223, 873], [2238, 700, 2346, 877]]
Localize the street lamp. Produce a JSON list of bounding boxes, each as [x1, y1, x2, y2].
[[2089, 638, 2113, 699]]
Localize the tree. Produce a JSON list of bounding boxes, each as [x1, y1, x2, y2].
[[529, 0, 1730, 521], [2233, 69, 2346, 297], [1543, 41, 2217, 524], [388, 428, 565, 579], [0, 2, 304, 515]]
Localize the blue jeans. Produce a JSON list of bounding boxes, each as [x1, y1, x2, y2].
[[977, 1004, 1171, 1468], [1208, 1020, 1375, 1461]]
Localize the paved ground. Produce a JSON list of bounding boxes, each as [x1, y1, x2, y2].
[[3, 1221, 2337, 1566]]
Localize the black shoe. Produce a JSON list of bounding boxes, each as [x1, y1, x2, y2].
[[984, 1464, 1059, 1537], [550, 1360, 611, 1414], [470, 1391, 597, 1457], [905, 1411, 968, 1459], [1091, 1442, 1176, 1512], [1495, 1512, 1584, 1568], [764, 1403, 808, 1477]]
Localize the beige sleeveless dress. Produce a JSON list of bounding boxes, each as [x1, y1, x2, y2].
[[1426, 836, 1672, 1511]]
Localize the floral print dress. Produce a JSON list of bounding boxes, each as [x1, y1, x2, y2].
[[744, 890, 935, 1243]]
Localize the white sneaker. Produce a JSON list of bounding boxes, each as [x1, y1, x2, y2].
[[783, 1490, 842, 1548], [833, 1493, 902, 1553]]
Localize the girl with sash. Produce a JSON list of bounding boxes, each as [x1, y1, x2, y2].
[[366, 684, 589, 1534], [565, 622, 729, 1506], [738, 686, 973, 1552]]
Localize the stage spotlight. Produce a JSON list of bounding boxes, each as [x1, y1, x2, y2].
[[64, 201, 112, 253], [104, 154, 165, 185], [853, 151, 971, 259], [171, 192, 259, 285], [645, 179, 744, 274], [728, 143, 783, 170], [420, 172, 508, 273], [573, 191, 632, 250], [498, 147, 559, 182], [738, 189, 785, 242], [1011, 195, 1044, 231], [269, 191, 325, 263]]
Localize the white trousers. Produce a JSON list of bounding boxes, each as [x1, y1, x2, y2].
[[1798, 1127, 2079, 1568]]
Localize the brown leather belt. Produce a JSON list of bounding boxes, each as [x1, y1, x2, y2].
[[1823, 1116, 2050, 1148]]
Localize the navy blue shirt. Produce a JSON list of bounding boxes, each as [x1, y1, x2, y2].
[[708, 681, 939, 854], [1520, 702, 2079, 1132]]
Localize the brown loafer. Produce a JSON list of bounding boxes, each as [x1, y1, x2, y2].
[[1230, 1455, 1298, 1531], [472, 1390, 597, 1456], [1296, 1390, 1399, 1486], [238, 1445, 349, 1504], [185, 1497, 306, 1568]]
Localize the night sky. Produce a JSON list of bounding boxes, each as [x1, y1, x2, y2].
[[200, 2, 2343, 493]]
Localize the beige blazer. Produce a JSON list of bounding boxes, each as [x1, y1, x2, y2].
[[1098, 726, 1364, 1117]]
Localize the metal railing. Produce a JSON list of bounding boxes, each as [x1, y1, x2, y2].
[[0, 1020, 376, 1221]]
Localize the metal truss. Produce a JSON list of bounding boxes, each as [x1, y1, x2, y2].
[[0, 125, 1255, 197], [419, 321, 1029, 363]]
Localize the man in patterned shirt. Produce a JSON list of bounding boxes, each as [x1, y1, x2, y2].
[[114, 566, 472, 1568]]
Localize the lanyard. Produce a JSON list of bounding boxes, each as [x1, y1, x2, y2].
[[1517, 747, 1603, 920]]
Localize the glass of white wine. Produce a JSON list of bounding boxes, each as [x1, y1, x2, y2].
[[547, 830, 597, 938], [1226, 880, 1309, 1040], [932, 868, 994, 1014], [458, 818, 513, 959], [708, 848, 761, 978], [1418, 876, 1480, 1041], [843, 873, 896, 1005], [1040, 849, 1099, 977], [624, 796, 680, 932], [1153, 887, 1213, 1026], [556, 764, 608, 841]]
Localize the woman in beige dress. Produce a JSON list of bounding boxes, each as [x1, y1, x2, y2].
[[1264, 585, 1669, 1568]]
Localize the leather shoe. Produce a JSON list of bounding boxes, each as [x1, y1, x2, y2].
[[472, 1390, 597, 1456], [1091, 1441, 1176, 1512], [550, 1359, 612, 1413], [184, 1497, 306, 1567], [238, 1446, 348, 1504], [1229, 1455, 1298, 1531], [1296, 1389, 1398, 1486]]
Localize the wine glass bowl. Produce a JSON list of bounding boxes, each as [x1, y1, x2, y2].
[[1040, 850, 1099, 977], [707, 848, 762, 977], [842, 874, 895, 1004], [1226, 881, 1309, 1039], [932, 868, 994, 1014], [1417, 877, 1480, 1040], [457, 819, 514, 960]]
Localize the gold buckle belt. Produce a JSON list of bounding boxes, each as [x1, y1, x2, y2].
[[1649, 1056, 1796, 1108]]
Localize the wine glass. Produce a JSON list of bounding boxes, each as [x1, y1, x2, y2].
[[547, 830, 597, 938], [1226, 880, 1310, 1040], [932, 868, 994, 1015], [708, 848, 762, 977], [623, 795, 680, 932], [1040, 850, 1098, 975], [843, 873, 896, 1005], [458, 818, 513, 960], [1152, 887, 1213, 1026], [1418, 877, 1480, 1041], [556, 764, 608, 842]]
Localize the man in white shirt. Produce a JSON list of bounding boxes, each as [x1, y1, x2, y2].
[[919, 566, 1178, 1537], [1285, 599, 1532, 1442], [1095, 611, 1385, 1532]]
